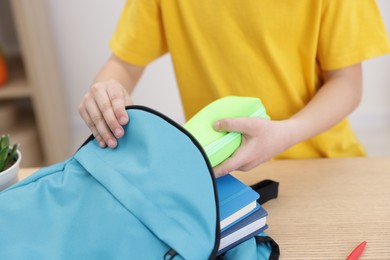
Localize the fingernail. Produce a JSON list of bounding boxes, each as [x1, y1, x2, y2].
[[120, 116, 127, 125], [99, 141, 105, 147], [114, 128, 122, 137], [107, 139, 116, 148]]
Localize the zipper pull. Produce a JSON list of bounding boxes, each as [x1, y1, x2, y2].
[[164, 248, 178, 260]]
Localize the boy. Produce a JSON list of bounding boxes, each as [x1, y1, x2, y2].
[[79, 0, 390, 177]]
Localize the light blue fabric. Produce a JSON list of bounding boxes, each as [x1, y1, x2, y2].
[[222, 233, 272, 260], [0, 108, 218, 259]]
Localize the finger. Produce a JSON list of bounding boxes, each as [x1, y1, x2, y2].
[[214, 117, 254, 134], [213, 147, 250, 177], [94, 87, 124, 140], [107, 87, 130, 128], [89, 123, 106, 148], [79, 104, 106, 147], [86, 97, 117, 148]]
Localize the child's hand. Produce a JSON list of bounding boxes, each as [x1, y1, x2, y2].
[[212, 117, 294, 177], [78, 80, 132, 148]]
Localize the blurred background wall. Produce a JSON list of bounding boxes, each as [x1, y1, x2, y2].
[[5, 0, 389, 155]]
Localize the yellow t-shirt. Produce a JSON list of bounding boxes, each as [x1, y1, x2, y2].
[[110, 0, 390, 159]]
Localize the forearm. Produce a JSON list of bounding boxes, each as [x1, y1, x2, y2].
[[93, 54, 144, 93], [287, 63, 362, 145], [213, 64, 363, 176]]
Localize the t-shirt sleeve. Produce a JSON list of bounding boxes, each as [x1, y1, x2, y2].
[[318, 0, 390, 70], [109, 0, 167, 66]]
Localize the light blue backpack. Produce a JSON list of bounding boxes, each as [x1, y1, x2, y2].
[[0, 106, 279, 259]]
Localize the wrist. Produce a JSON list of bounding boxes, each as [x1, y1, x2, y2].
[[281, 118, 306, 148]]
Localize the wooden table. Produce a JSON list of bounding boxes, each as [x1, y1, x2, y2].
[[233, 157, 390, 259], [19, 157, 390, 259]]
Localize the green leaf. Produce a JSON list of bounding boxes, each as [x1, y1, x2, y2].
[[0, 135, 9, 150], [0, 147, 8, 162], [5, 144, 18, 167], [10, 144, 17, 158]]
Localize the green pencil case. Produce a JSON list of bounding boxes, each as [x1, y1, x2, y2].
[[183, 96, 270, 167]]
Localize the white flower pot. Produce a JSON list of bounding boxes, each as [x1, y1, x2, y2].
[[0, 149, 22, 191]]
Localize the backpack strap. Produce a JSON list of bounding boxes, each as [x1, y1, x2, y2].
[[255, 235, 280, 260], [250, 179, 279, 205]]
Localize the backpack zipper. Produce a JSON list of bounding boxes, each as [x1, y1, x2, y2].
[[164, 248, 178, 259]]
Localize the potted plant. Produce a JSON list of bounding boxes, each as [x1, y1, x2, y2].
[[0, 134, 21, 191]]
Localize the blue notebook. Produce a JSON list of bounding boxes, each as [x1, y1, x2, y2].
[[221, 203, 261, 232], [216, 174, 260, 230], [218, 205, 268, 254], [218, 225, 269, 255], [221, 205, 267, 239]]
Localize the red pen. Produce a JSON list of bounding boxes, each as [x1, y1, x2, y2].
[[346, 241, 367, 260]]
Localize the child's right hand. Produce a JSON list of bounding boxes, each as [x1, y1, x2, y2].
[[78, 80, 133, 148]]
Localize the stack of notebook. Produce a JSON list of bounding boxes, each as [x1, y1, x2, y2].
[[216, 174, 268, 255]]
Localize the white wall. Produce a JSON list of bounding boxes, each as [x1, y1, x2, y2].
[[46, 0, 390, 154]]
